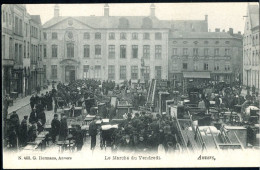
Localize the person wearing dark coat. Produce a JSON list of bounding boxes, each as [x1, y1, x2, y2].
[[19, 116, 28, 147], [10, 111, 20, 135], [8, 125, 18, 150], [74, 126, 84, 151], [29, 95, 35, 111], [29, 108, 38, 124], [37, 111, 46, 126], [51, 114, 60, 143], [89, 118, 98, 150], [59, 115, 68, 141]]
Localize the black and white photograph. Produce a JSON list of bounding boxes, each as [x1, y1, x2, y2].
[[1, 3, 260, 168]]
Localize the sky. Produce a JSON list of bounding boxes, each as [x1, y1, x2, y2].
[[26, 3, 259, 34]]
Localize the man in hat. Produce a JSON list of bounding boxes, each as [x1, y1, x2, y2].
[[19, 116, 28, 147], [51, 114, 60, 143], [59, 114, 68, 141]]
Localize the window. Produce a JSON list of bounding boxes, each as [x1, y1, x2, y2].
[[183, 48, 188, 55], [173, 48, 177, 55], [120, 33, 126, 40], [225, 63, 230, 71], [194, 62, 199, 70], [143, 33, 150, 40], [204, 63, 208, 70], [24, 41, 26, 58], [9, 38, 13, 59], [15, 17, 18, 34], [94, 65, 101, 79], [43, 32, 47, 40], [132, 33, 138, 40], [193, 48, 198, 56], [108, 45, 115, 59], [132, 45, 138, 59], [155, 66, 162, 80], [95, 45, 101, 56], [131, 66, 138, 80], [2, 35, 5, 58], [27, 42, 29, 58], [52, 32, 58, 39], [109, 32, 115, 40], [67, 43, 74, 58], [143, 45, 150, 58], [256, 34, 258, 45], [214, 63, 220, 70], [15, 43, 18, 63], [19, 44, 22, 64], [6, 13, 8, 24], [95, 32, 101, 39], [9, 14, 11, 25], [204, 48, 209, 56], [43, 45, 47, 58], [214, 48, 219, 56], [155, 45, 162, 59], [43, 65, 46, 80], [52, 45, 58, 58], [144, 66, 150, 80], [3, 11, 5, 22], [155, 32, 162, 40], [83, 65, 90, 79], [225, 48, 230, 56], [183, 63, 188, 70], [84, 32, 90, 39], [84, 45, 90, 58], [120, 45, 126, 58], [120, 66, 127, 80], [19, 19, 22, 35], [51, 65, 57, 79], [108, 65, 115, 80]]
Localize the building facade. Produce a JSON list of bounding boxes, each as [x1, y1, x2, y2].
[[243, 4, 260, 91], [1, 4, 45, 98], [168, 29, 243, 87], [42, 4, 210, 84]]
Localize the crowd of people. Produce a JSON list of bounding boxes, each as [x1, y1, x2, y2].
[[4, 78, 259, 153]]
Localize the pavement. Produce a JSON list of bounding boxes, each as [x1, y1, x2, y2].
[[7, 85, 53, 115]]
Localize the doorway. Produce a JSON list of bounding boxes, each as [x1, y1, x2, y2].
[[65, 65, 76, 83]]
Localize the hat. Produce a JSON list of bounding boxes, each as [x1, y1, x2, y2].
[[54, 114, 58, 117], [24, 116, 28, 119]]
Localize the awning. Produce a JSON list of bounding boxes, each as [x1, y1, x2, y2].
[[183, 72, 210, 79]]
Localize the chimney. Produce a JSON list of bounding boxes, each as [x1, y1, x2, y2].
[[104, 3, 109, 17], [54, 4, 60, 18], [222, 29, 225, 32], [238, 31, 241, 35], [205, 14, 208, 22], [229, 28, 233, 35], [150, 3, 155, 17], [215, 28, 220, 32]]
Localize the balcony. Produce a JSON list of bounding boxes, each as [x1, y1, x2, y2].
[[193, 55, 199, 60], [171, 55, 178, 59], [225, 55, 231, 60], [204, 55, 209, 60]]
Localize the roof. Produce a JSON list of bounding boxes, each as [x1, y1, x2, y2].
[[248, 5, 259, 29], [183, 72, 210, 79], [43, 15, 207, 31], [30, 15, 42, 25], [169, 31, 238, 39]]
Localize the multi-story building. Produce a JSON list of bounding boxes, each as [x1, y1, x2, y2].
[[42, 4, 209, 84], [243, 4, 259, 91], [1, 4, 45, 98], [168, 29, 243, 87]]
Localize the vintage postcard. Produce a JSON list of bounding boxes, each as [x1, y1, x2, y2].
[[2, 3, 260, 169]]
